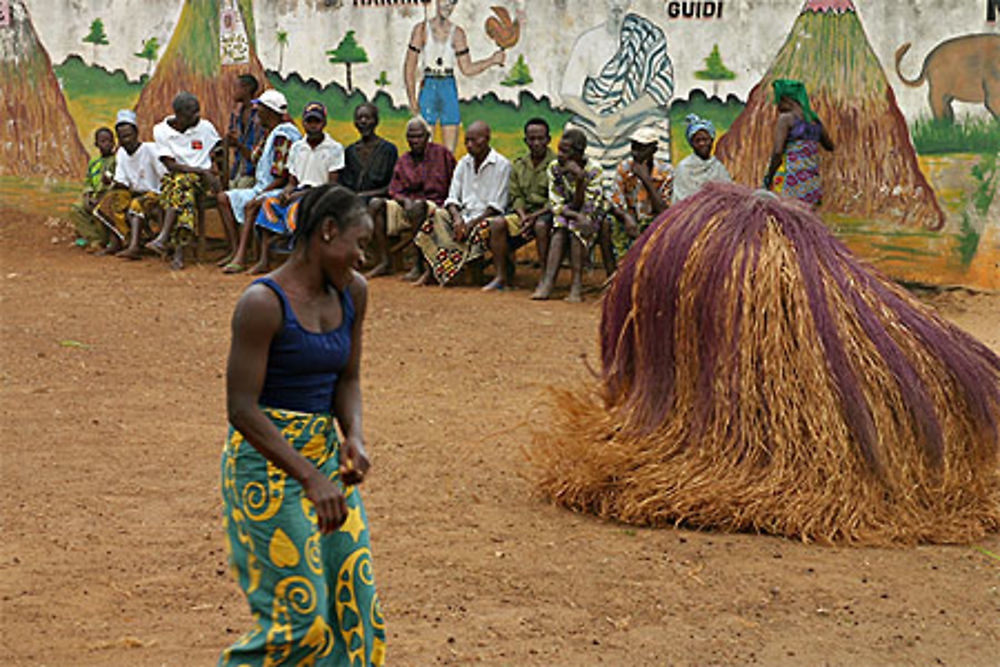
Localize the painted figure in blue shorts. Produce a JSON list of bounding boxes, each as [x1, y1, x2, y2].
[[404, 0, 506, 154]]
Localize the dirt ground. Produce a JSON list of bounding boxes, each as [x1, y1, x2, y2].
[[1, 208, 998, 666]]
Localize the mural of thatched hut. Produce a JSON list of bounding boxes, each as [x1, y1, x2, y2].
[[134, 0, 267, 140], [715, 0, 945, 230], [0, 0, 87, 178]]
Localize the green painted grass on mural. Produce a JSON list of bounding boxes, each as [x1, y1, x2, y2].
[[268, 72, 572, 159], [55, 56, 143, 150], [911, 117, 1000, 155]]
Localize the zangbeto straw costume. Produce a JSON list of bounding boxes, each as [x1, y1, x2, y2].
[[530, 182, 1000, 545]]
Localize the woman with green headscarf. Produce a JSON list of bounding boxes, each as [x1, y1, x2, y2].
[[763, 79, 834, 207]]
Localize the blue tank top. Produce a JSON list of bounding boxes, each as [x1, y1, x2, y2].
[[254, 276, 355, 414]]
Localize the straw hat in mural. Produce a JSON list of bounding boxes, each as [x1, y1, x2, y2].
[[528, 182, 1000, 546]]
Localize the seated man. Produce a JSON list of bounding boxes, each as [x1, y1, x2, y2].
[[146, 92, 223, 270], [608, 126, 672, 261], [481, 117, 556, 291], [366, 117, 456, 280], [70, 126, 117, 252], [96, 110, 165, 258], [531, 128, 604, 303], [672, 113, 731, 203], [340, 102, 398, 205], [414, 120, 510, 286], [250, 101, 345, 273], [217, 89, 301, 273]]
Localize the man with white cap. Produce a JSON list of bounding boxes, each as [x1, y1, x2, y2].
[[607, 124, 673, 261], [217, 88, 301, 273], [145, 91, 222, 270], [99, 109, 167, 258]]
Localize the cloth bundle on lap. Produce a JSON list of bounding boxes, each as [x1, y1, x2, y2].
[[529, 182, 1000, 545]]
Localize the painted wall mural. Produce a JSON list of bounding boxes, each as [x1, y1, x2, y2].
[[0, 0, 997, 289]]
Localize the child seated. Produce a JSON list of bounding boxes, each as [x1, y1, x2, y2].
[[70, 127, 116, 252]]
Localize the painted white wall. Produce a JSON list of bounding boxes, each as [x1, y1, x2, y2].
[[26, 0, 1000, 120]]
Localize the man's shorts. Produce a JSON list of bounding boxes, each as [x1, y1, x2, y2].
[[418, 75, 461, 126], [385, 199, 449, 236]]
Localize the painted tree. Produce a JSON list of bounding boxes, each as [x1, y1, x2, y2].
[[82, 18, 109, 63], [500, 54, 533, 87], [714, 0, 944, 229], [134, 0, 266, 139], [0, 0, 87, 177], [694, 44, 735, 97], [135, 37, 160, 76], [276, 29, 288, 73], [327, 30, 368, 93], [374, 70, 390, 89]]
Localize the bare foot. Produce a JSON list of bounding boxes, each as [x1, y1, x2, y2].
[[145, 238, 168, 258], [221, 262, 247, 274], [400, 266, 423, 282], [365, 262, 390, 279], [169, 248, 184, 271], [481, 277, 505, 292], [411, 270, 433, 286], [531, 282, 553, 300], [116, 247, 143, 261], [216, 253, 236, 267], [248, 260, 269, 275], [565, 285, 583, 303]]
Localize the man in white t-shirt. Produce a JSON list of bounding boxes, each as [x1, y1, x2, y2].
[[96, 110, 166, 258], [413, 120, 510, 285], [145, 92, 222, 270], [250, 102, 345, 273]]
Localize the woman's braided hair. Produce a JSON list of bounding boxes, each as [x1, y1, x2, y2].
[[292, 185, 365, 245]]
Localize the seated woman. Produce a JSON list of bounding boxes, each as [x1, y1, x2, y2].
[[218, 89, 302, 272], [531, 128, 604, 303], [763, 79, 835, 207], [672, 114, 731, 203]]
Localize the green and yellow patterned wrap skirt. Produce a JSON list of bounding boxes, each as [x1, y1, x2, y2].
[[220, 407, 386, 666]]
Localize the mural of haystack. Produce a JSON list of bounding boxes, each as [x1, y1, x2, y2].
[[715, 0, 945, 229], [134, 0, 266, 139], [529, 183, 1000, 546], [0, 0, 87, 178]]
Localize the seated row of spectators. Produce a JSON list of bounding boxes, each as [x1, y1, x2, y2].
[[71, 82, 730, 297]]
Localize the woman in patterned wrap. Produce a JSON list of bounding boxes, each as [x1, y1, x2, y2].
[[220, 185, 385, 666], [763, 79, 834, 207]]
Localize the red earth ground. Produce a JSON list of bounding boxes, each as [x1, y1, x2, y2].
[[1, 207, 998, 665]]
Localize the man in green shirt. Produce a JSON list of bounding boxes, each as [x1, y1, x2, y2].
[[481, 117, 555, 291]]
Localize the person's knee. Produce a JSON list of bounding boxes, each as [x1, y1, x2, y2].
[[488, 217, 507, 235], [533, 218, 550, 237]]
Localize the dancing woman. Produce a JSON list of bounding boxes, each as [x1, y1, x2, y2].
[[220, 185, 385, 665], [763, 79, 834, 207]]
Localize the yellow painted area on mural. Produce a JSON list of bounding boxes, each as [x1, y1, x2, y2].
[[66, 92, 142, 153], [268, 527, 300, 569]]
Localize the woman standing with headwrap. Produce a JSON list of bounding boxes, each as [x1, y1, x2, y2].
[[763, 79, 834, 207], [672, 114, 731, 203]]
